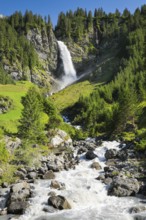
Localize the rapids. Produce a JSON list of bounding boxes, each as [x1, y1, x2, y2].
[[18, 141, 142, 220]]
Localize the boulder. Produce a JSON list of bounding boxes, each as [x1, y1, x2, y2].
[[91, 162, 102, 170], [48, 195, 71, 210], [96, 173, 105, 181], [105, 149, 118, 160], [0, 188, 10, 209], [48, 191, 56, 197], [43, 206, 57, 213], [50, 180, 65, 190], [7, 200, 28, 214], [85, 150, 97, 160], [0, 208, 7, 215], [103, 177, 113, 185], [27, 172, 37, 180], [43, 170, 56, 179], [108, 176, 140, 197], [50, 129, 72, 148], [47, 160, 64, 172], [117, 150, 128, 161], [7, 182, 31, 214], [77, 147, 87, 155], [129, 206, 146, 214]]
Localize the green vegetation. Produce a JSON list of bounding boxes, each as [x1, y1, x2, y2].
[[53, 5, 146, 144], [0, 64, 14, 84], [0, 5, 146, 185], [0, 81, 33, 133], [51, 81, 97, 112], [18, 86, 47, 142]]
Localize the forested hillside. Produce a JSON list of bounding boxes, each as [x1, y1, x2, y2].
[[62, 5, 146, 145]]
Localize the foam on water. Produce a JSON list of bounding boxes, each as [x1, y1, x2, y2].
[[19, 141, 141, 220]]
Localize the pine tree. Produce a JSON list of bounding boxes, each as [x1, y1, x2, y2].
[[18, 87, 45, 142]]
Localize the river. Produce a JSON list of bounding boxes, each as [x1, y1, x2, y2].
[[16, 141, 144, 220]]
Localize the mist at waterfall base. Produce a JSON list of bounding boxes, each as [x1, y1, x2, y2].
[[18, 141, 143, 220], [57, 41, 77, 90]]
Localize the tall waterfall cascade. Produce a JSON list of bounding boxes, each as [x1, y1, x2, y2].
[[57, 41, 77, 89]]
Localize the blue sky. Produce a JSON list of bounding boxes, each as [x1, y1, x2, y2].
[[0, 0, 145, 26]]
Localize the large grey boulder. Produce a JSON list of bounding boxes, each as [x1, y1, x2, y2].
[[108, 176, 140, 197], [43, 170, 56, 179], [50, 129, 72, 149], [48, 195, 71, 210], [105, 149, 118, 160], [7, 182, 31, 214]]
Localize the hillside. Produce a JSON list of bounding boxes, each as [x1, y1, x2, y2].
[[0, 5, 145, 189]]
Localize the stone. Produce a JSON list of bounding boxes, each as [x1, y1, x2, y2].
[[117, 150, 128, 161], [48, 195, 71, 210], [105, 149, 118, 160], [50, 129, 72, 148], [43, 171, 56, 179], [48, 191, 56, 197], [91, 162, 102, 170], [27, 172, 37, 180], [1, 182, 8, 188], [7, 182, 31, 214], [103, 177, 113, 185], [85, 150, 97, 160], [7, 200, 28, 214], [77, 147, 87, 155], [108, 176, 140, 197], [129, 206, 146, 214], [0, 208, 7, 215], [96, 173, 105, 181], [50, 180, 65, 190], [43, 206, 56, 213]]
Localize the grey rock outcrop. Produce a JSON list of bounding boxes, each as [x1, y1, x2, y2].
[[27, 27, 58, 75], [7, 182, 31, 214], [49, 129, 73, 149], [108, 176, 140, 197]]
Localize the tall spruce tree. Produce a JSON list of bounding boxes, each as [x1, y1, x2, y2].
[[18, 87, 44, 142]]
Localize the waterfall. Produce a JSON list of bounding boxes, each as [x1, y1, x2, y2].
[[57, 41, 77, 89]]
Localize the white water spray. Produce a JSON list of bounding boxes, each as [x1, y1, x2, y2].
[[18, 141, 142, 220], [57, 41, 77, 89]]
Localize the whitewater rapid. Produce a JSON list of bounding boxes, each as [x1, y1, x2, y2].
[[18, 141, 142, 220]]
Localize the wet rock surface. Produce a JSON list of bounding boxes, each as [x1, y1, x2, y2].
[[48, 195, 71, 210], [108, 176, 140, 197], [7, 182, 31, 214]]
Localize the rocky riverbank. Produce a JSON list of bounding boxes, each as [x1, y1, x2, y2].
[[0, 138, 146, 219]]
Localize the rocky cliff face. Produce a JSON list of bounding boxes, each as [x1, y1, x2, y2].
[[27, 27, 58, 75], [3, 25, 99, 88], [3, 27, 59, 88], [63, 30, 98, 75]]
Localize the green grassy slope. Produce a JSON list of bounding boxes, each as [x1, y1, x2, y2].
[[0, 81, 33, 133], [51, 80, 98, 112]]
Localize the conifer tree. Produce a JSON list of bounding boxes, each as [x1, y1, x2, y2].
[[18, 87, 45, 142]]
